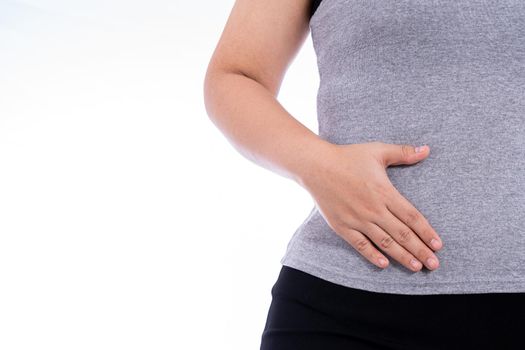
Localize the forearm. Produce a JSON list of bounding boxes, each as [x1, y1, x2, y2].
[[203, 69, 334, 187]]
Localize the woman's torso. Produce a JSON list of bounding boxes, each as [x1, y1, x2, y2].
[[280, 0, 525, 294]]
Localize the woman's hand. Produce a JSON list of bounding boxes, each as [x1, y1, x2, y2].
[[299, 141, 444, 272]]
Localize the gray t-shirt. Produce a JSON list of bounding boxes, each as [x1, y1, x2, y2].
[[280, 0, 525, 294]]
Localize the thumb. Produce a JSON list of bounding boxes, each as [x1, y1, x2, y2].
[[380, 143, 429, 167]]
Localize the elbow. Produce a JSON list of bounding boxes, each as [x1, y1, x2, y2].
[[203, 63, 219, 122]]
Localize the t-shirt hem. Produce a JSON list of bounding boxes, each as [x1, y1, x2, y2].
[[281, 256, 525, 295]]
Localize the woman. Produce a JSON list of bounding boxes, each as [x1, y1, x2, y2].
[[203, 0, 525, 349]]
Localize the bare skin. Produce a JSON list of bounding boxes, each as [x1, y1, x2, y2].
[[203, 0, 443, 272]]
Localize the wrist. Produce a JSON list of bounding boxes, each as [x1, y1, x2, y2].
[[292, 137, 338, 190]]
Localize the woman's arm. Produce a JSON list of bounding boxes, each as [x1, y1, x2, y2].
[[203, 0, 444, 272], [203, 0, 333, 187]]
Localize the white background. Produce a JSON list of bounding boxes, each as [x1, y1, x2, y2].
[[0, 1, 319, 349]]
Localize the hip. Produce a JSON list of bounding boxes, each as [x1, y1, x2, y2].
[[260, 265, 525, 350]]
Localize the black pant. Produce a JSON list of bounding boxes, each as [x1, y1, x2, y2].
[[260, 265, 525, 350]]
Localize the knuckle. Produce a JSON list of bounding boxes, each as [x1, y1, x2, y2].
[[334, 225, 353, 243], [405, 210, 421, 226], [397, 229, 412, 244], [401, 144, 412, 160], [355, 238, 370, 252], [330, 216, 350, 233], [360, 200, 379, 217], [422, 227, 436, 240], [334, 224, 352, 239], [416, 247, 430, 259], [331, 221, 345, 234], [378, 189, 394, 205], [374, 181, 391, 197], [379, 235, 395, 249]]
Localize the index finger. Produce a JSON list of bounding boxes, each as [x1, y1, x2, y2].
[[384, 186, 443, 251]]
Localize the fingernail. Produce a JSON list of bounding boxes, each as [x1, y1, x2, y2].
[[410, 258, 421, 270], [431, 238, 442, 249], [378, 257, 388, 267], [415, 145, 426, 153], [426, 257, 438, 269]]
